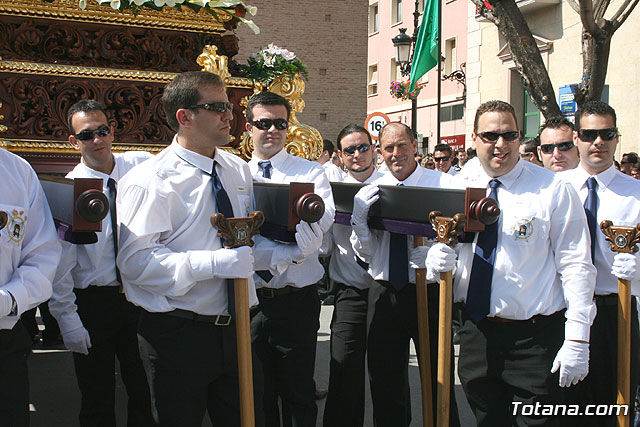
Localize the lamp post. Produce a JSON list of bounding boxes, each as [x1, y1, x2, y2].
[[392, 0, 421, 137]]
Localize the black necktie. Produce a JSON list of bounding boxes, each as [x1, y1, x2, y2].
[[388, 183, 408, 291], [106, 178, 122, 285], [211, 162, 236, 318], [258, 160, 272, 179], [466, 179, 501, 323], [584, 177, 598, 262]]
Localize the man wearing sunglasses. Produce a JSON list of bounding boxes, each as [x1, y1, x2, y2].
[[537, 116, 579, 172], [317, 139, 346, 182], [245, 92, 335, 427], [322, 124, 383, 427], [433, 143, 459, 176], [518, 137, 544, 167], [351, 122, 461, 426], [560, 101, 640, 426], [426, 100, 597, 425], [116, 72, 265, 426], [49, 99, 153, 426]]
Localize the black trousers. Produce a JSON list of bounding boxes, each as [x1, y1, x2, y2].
[[74, 286, 152, 427], [138, 310, 264, 427], [0, 321, 31, 427], [323, 283, 369, 427], [564, 295, 640, 427], [367, 280, 460, 427], [20, 300, 60, 343], [251, 285, 320, 427], [456, 305, 565, 427]]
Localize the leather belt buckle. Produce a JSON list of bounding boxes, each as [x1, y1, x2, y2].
[[214, 315, 232, 326]]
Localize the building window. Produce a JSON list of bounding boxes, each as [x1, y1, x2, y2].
[[444, 38, 456, 75], [390, 58, 402, 83], [523, 91, 541, 138], [319, 68, 327, 76], [392, 0, 403, 24], [320, 113, 328, 121], [440, 104, 464, 122], [368, 64, 378, 96], [369, 3, 379, 34], [325, 14, 331, 22], [417, 0, 424, 13]]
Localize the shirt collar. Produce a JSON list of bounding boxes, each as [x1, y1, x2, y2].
[[171, 138, 214, 174], [251, 148, 288, 169], [386, 162, 422, 186], [476, 158, 525, 190], [574, 162, 617, 190]]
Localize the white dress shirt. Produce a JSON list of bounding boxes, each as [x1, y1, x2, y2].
[[322, 162, 346, 182], [116, 140, 257, 315], [351, 165, 456, 284], [560, 164, 640, 296], [454, 159, 597, 341], [248, 148, 336, 289], [326, 170, 383, 290], [49, 151, 153, 333], [0, 148, 61, 330]]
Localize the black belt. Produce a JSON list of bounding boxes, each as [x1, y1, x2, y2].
[[595, 293, 620, 307], [163, 308, 232, 326], [75, 285, 121, 293], [257, 285, 307, 298]]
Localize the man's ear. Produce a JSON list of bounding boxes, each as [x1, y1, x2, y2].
[[176, 108, 193, 127], [245, 121, 253, 135], [471, 133, 478, 150], [69, 135, 80, 150]]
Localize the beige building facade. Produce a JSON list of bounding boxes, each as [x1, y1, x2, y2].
[[466, 0, 640, 157], [234, 1, 369, 146]]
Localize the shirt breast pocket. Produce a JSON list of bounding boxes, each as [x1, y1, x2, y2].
[[0, 203, 27, 251], [236, 190, 252, 218], [503, 208, 547, 245]]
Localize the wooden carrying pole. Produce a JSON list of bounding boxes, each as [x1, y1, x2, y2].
[[600, 220, 640, 427], [429, 212, 466, 427], [211, 211, 265, 427], [414, 235, 434, 427]]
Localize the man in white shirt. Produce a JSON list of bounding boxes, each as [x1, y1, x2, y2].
[[322, 124, 383, 427], [317, 139, 346, 182], [433, 143, 459, 176], [116, 71, 263, 426], [559, 101, 640, 426], [350, 122, 460, 426], [49, 100, 153, 426], [246, 91, 333, 427], [0, 148, 61, 426], [427, 100, 597, 425], [537, 116, 579, 172]]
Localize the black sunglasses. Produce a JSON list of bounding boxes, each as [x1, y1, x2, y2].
[[434, 156, 450, 162], [250, 118, 289, 131], [186, 102, 233, 113], [477, 131, 520, 142], [539, 140, 575, 154], [578, 128, 618, 142], [74, 125, 111, 142], [342, 143, 371, 155]]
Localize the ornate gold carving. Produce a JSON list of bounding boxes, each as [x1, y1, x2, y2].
[[238, 73, 323, 161], [0, 0, 229, 33], [0, 139, 165, 154], [211, 211, 265, 249], [197, 45, 231, 82], [0, 99, 5, 134], [600, 220, 640, 254], [429, 211, 467, 247]]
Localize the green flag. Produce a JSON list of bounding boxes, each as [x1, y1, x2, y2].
[[409, 0, 440, 92]]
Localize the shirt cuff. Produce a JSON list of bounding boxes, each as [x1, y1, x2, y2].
[[58, 312, 84, 335], [564, 318, 590, 342], [189, 250, 215, 282]]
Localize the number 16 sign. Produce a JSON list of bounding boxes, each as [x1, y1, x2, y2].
[[364, 112, 391, 141]]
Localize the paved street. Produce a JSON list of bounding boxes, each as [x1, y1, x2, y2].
[[27, 305, 474, 426]]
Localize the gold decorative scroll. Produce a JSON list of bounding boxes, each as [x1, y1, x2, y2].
[[0, 139, 165, 154], [0, 0, 229, 33]]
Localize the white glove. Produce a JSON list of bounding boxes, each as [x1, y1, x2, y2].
[[550, 340, 589, 387], [611, 253, 640, 281], [63, 326, 92, 355], [0, 290, 13, 317], [212, 246, 254, 279], [425, 243, 457, 282], [409, 245, 429, 270], [295, 221, 323, 260], [351, 185, 379, 226]]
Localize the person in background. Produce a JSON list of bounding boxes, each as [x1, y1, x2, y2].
[[621, 152, 639, 175], [0, 147, 61, 426], [519, 136, 544, 166], [537, 116, 580, 172], [433, 143, 459, 176], [422, 155, 436, 170], [317, 139, 346, 182], [456, 148, 469, 169]]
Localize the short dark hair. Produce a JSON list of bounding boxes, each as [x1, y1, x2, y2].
[[245, 91, 291, 123], [575, 101, 617, 131], [67, 100, 108, 133], [538, 115, 574, 136], [379, 122, 415, 143], [473, 100, 518, 133], [162, 71, 225, 132], [623, 153, 639, 164], [433, 143, 452, 156], [323, 139, 335, 156], [521, 137, 541, 162], [336, 124, 372, 150]]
